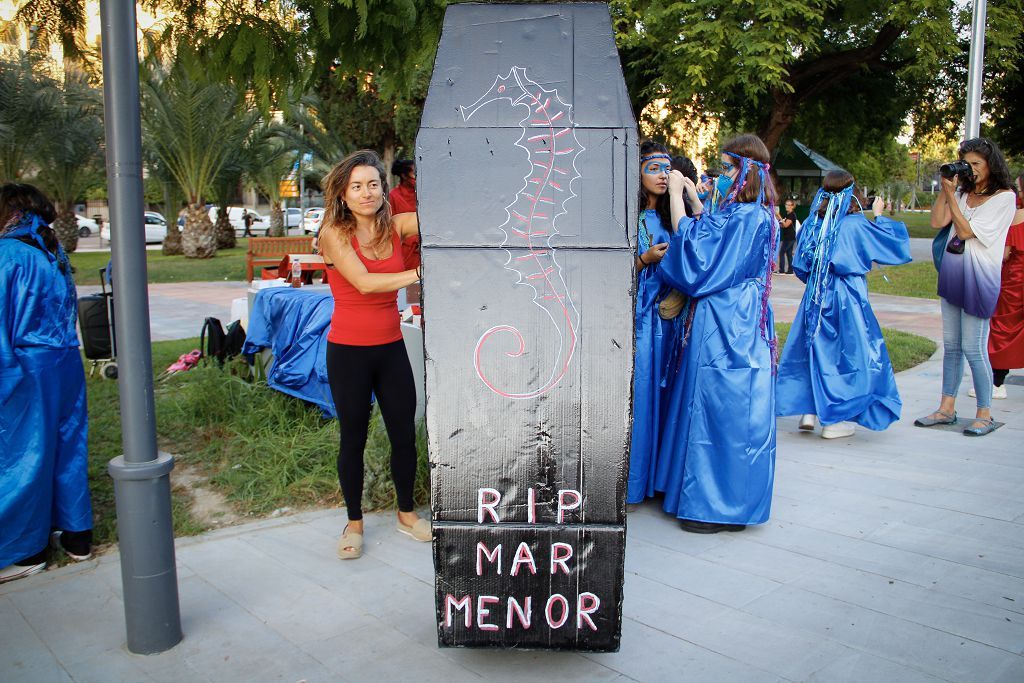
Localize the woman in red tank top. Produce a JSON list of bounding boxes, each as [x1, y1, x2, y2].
[[317, 150, 426, 560]]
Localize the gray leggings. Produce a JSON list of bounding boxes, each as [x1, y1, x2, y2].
[[940, 298, 993, 409]]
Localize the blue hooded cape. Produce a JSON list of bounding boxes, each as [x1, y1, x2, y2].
[[0, 218, 91, 567], [776, 212, 911, 428], [627, 209, 678, 504], [654, 201, 777, 525]]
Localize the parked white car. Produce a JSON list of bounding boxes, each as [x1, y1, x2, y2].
[[99, 212, 171, 244], [207, 206, 271, 236], [76, 214, 98, 238], [303, 208, 325, 235], [284, 207, 302, 230]]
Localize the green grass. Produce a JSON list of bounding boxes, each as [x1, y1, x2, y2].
[[70, 242, 251, 286], [866, 261, 938, 299], [84, 338, 209, 548], [890, 211, 938, 239], [87, 338, 430, 546], [774, 322, 936, 373]]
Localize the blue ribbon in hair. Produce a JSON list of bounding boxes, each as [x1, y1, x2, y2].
[[799, 183, 856, 342]]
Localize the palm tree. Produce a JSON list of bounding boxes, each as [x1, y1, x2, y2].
[[34, 70, 104, 252], [140, 50, 258, 258], [0, 53, 58, 181], [243, 127, 297, 238]]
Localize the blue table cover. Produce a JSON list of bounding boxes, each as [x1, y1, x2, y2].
[[242, 288, 336, 418]]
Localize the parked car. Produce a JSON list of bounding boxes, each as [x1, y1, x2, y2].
[[284, 207, 302, 230], [76, 214, 98, 238], [207, 206, 271, 236], [303, 208, 325, 235], [100, 212, 172, 244]]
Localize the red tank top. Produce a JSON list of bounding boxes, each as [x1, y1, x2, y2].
[[327, 231, 405, 346]]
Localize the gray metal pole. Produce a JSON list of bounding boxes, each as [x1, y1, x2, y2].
[[99, 0, 183, 655], [965, 0, 988, 138]]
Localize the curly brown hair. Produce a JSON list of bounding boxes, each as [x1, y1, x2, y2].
[[322, 149, 394, 252]]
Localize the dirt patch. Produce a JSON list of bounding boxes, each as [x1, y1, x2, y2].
[[172, 463, 244, 528]]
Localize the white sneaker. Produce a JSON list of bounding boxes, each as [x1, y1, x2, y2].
[[0, 561, 46, 584], [969, 385, 1007, 399], [821, 422, 856, 439], [798, 414, 816, 431]]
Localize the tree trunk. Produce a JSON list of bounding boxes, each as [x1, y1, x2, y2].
[[758, 89, 798, 155], [268, 203, 285, 237], [182, 203, 217, 259], [382, 129, 396, 187], [163, 211, 184, 256], [51, 208, 79, 253], [216, 206, 236, 249]]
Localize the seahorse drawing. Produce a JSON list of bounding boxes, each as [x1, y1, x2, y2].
[[459, 67, 583, 400]]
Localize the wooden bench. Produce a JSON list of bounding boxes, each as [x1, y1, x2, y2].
[[246, 236, 314, 281]]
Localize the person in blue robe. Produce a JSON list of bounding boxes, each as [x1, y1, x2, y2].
[[776, 171, 911, 438], [654, 134, 779, 534], [628, 141, 686, 503], [0, 184, 92, 583]]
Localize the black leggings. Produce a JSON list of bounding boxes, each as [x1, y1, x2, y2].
[[326, 340, 418, 521], [993, 368, 1009, 387]]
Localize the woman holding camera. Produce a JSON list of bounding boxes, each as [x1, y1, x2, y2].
[[916, 138, 1017, 436]]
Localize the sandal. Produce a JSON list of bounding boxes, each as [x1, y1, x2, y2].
[[396, 518, 432, 543], [914, 410, 957, 427], [336, 526, 363, 560], [963, 418, 997, 437]]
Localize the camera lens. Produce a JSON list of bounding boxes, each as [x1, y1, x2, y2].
[[939, 160, 972, 179]]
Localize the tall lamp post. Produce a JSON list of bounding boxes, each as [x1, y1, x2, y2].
[[99, 0, 183, 655], [965, 0, 988, 138]]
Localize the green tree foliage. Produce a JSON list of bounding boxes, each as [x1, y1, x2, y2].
[[986, 46, 1024, 160], [242, 126, 298, 237], [0, 53, 58, 181], [614, 0, 1023, 151], [34, 70, 105, 252], [140, 46, 259, 258]]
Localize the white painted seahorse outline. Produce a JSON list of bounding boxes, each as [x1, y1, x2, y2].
[[459, 67, 583, 399]]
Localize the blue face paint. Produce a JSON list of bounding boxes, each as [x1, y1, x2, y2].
[[643, 161, 671, 175], [715, 172, 735, 198]]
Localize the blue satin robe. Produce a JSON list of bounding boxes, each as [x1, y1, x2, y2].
[[655, 202, 777, 525], [0, 232, 91, 567], [628, 210, 677, 503], [776, 213, 911, 429]]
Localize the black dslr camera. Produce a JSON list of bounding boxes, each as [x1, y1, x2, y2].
[[939, 160, 972, 180]]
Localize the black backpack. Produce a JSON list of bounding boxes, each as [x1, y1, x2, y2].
[[200, 317, 247, 364]]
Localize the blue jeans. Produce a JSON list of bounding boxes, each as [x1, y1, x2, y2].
[[940, 298, 993, 409]]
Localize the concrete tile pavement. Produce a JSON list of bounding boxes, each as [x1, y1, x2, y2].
[[76, 281, 244, 342], [2, 347, 1022, 682]]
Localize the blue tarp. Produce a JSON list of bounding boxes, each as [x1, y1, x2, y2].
[[242, 288, 337, 418]]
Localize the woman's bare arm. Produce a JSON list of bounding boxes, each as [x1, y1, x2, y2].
[[319, 228, 419, 294]]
